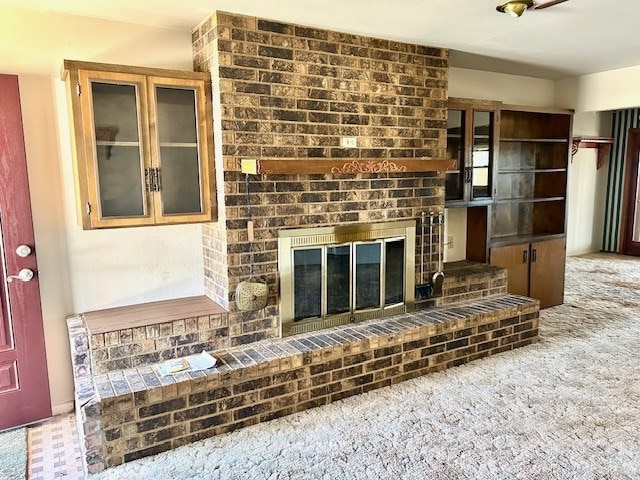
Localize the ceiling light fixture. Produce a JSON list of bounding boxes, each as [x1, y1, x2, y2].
[[496, 0, 534, 17]]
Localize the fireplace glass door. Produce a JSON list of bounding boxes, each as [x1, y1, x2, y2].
[[293, 248, 323, 321], [384, 239, 405, 305], [292, 238, 406, 324], [327, 245, 351, 316], [279, 220, 416, 337]]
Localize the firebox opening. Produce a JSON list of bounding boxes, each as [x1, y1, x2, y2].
[[279, 220, 416, 337]]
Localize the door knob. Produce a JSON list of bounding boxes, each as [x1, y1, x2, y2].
[[7, 268, 34, 283], [15, 245, 32, 257]]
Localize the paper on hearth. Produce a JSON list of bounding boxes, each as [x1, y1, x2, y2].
[[156, 351, 217, 376]]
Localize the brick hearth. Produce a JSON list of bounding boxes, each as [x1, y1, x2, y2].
[[68, 292, 538, 474]]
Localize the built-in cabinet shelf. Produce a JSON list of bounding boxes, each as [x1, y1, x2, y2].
[[445, 99, 573, 309], [62, 60, 215, 229], [492, 107, 572, 251]]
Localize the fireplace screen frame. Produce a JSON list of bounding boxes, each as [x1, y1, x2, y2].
[[278, 220, 416, 337]]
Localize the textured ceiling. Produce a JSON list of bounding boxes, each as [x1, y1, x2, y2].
[[5, 0, 639, 80]]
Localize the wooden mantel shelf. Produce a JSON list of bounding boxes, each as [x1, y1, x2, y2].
[[241, 157, 457, 175], [571, 136, 614, 169]]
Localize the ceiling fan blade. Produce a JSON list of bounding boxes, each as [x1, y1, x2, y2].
[[533, 0, 570, 10]]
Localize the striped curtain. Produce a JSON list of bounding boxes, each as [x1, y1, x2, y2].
[[602, 108, 640, 252]]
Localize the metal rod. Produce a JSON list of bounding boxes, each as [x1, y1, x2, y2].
[[429, 212, 435, 280], [439, 212, 444, 274], [245, 173, 255, 278], [420, 212, 426, 284]]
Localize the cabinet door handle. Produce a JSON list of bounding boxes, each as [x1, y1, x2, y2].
[[145, 168, 161, 192], [523, 250, 528, 264], [532, 249, 537, 263], [464, 166, 472, 183], [145, 168, 153, 192], [154, 167, 162, 192]]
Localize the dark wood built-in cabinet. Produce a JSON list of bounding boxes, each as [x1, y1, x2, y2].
[[493, 107, 571, 244], [446, 100, 573, 309], [490, 237, 566, 309], [490, 106, 571, 308]]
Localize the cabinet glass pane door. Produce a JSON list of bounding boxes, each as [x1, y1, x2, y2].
[[155, 87, 203, 215], [446, 109, 465, 201], [91, 82, 145, 217], [472, 111, 493, 199]]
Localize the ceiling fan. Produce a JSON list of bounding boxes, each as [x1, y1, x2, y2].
[[496, 0, 569, 18]]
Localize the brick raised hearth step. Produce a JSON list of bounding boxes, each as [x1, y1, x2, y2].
[[68, 294, 539, 474]]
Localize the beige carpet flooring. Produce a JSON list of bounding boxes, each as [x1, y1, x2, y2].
[[89, 253, 640, 480]]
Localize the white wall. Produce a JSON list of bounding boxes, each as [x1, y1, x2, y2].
[[443, 208, 466, 262], [18, 74, 75, 413], [449, 67, 558, 107], [556, 65, 640, 112], [564, 112, 611, 256], [1, 6, 203, 412], [555, 65, 640, 256]]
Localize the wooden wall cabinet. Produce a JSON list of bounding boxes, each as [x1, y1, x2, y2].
[[490, 237, 566, 308], [63, 60, 215, 229]]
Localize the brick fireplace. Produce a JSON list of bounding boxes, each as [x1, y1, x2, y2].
[[193, 11, 449, 345], [66, 11, 542, 475]]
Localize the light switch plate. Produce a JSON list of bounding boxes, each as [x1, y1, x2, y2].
[[340, 137, 358, 148]]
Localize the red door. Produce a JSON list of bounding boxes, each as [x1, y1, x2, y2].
[[0, 74, 51, 429]]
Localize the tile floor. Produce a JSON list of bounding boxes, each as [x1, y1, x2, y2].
[[28, 413, 84, 480]]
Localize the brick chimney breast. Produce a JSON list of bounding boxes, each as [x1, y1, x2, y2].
[[192, 11, 449, 347]]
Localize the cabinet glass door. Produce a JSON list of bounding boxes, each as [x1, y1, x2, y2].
[[89, 80, 147, 218], [471, 111, 494, 200], [149, 77, 211, 224], [446, 109, 465, 201], [154, 86, 203, 216]]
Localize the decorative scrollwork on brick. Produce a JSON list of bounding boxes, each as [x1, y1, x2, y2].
[[330, 160, 408, 174]]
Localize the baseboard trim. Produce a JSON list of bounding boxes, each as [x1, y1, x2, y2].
[[51, 401, 74, 416]]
